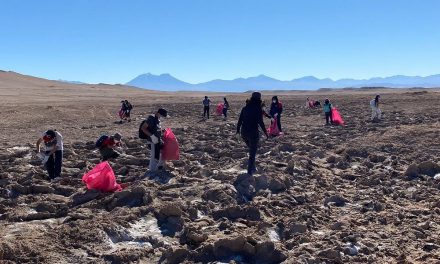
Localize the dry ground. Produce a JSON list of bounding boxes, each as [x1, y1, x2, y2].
[[1, 71, 440, 263]]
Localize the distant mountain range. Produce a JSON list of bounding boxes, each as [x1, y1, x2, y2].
[[126, 73, 440, 92]]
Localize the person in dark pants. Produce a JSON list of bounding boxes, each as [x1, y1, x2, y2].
[[139, 108, 168, 172], [323, 98, 333, 125], [270, 96, 283, 132], [36, 130, 63, 181], [223, 97, 229, 120], [237, 92, 269, 175], [98, 133, 122, 161], [124, 100, 133, 122], [203, 96, 211, 119]]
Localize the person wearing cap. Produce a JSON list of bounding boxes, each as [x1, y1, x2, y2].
[[323, 98, 333, 125], [237, 92, 269, 175], [370, 95, 381, 121], [139, 108, 168, 172], [202, 96, 211, 119], [99, 133, 123, 161], [36, 130, 63, 181]]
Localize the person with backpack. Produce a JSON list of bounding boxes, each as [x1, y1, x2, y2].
[[237, 92, 269, 176], [139, 108, 168, 172], [36, 129, 63, 181], [269, 96, 283, 132], [96, 133, 122, 161], [203, 96, 211, 119], [124, 100, 133, 122], [119, 100, 128, 124], [370, 95, 381, 121], [323, 98, 333, 125], [222, 97, 230, 120]]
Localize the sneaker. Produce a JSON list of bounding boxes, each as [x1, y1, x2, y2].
[[51, 177, 62, 183]]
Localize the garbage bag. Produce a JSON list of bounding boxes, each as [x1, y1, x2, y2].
[[332, 108, 345, 126], [82, 161, 122, 192], [118, 109, 125, 119], [216, 103, 224, 116], [267, 117, 280, 136], [308, 100, 315, 108], [161, 128, 180, 160]]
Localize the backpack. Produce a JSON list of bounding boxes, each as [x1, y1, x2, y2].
[[139, 120, 149, 139], [95, 135, 109, 148], [127, 103, 133, 110]]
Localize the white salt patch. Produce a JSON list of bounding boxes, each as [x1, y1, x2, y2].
[[267, 228, 280, 242], [434, 174, 440, 180], [7, 146, 30, 152]]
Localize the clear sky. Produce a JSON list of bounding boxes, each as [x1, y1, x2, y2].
[[1, 0, 439, 84]]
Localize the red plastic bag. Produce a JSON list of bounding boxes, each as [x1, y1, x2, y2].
[[216, 103, 224, 116], [118, 109, 125, 119], [82, 161, 122, 192], [267, 117, 280, 136], [332, 108, 345, 126], [308, 100, 315, 108], [161, 128, 180, 160]]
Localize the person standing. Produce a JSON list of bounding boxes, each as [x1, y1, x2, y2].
[[36, 130, 63, 181], [323, 98, 333, 125], [270, 96, 283, 132], [203, 96, 211, 119], [124, 100, 133, 122], [223, 97, 230, 120], [237, 92, 269, 175], [370, 95, 381, 121], [139, 108, 168, 172]]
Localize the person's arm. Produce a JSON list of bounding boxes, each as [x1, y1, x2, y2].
[[141, 122, 153, 137], [236, 109, 243, 133], [258, 110, 269, 138], [36, 138, 42, 152]]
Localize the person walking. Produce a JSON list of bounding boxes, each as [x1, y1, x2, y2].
[[237, 92, 269, 175]]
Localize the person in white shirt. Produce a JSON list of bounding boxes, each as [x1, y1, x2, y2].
[[370, 95, 382, 121], [36, 130, 63, 181]]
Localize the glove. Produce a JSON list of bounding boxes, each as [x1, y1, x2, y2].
[[42, 155, 49, 164], [150, 135, 159, 144], [235, 133, 241, 141]]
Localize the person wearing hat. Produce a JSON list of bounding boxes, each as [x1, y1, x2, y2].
[[237, 92, 269, 175], [36, 129, 63, 181], [370, 95, 381, 121], [98, 133, 123, 161], [139, 108, 168, 172]]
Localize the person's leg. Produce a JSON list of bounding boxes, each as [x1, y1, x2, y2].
[[46, 153, 55, 180], [371, 107, 376, 120], [325, 112, 330, 124], [277, 114, 282, 132], [329, 111, 333, 124], [247, 137, 258, 175], [203, 106, 208, 118], [54, 150, 63, 178], [207, 106, 210, 119], [149, 143, 158, 171], [377, 108, 382, 120]]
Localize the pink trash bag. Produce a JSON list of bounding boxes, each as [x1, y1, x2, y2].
[[82, 161, 122, 192], [267, 117, 280, 136], [161, 128, 180, 160], [118, 109, 125, 119], [308, 100, 315, 108], [332, 108, 345, 126], [216, 103, 224, 116]]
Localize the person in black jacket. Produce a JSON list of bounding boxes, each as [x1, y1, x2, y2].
[[269, 96, 283, 132], [139, 108, 168, 172], [237, 92, 269, 175]]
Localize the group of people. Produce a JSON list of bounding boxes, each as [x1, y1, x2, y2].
[[35, 93, 382, 182]]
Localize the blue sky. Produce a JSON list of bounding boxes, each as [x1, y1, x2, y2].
[[1, 0, 439, 84]]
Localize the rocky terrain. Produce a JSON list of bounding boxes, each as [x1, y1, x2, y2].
[[0, 74, 440, 263]]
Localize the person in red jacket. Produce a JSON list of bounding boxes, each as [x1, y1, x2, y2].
[[98, 133, 122, 161]]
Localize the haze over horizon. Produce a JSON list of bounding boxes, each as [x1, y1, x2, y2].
[[1, 0, 440, 84]]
